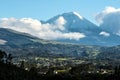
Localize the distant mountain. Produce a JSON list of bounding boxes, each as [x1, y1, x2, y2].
[[45, 12, 120, 46], [0, 12, 120, 46], [47, 12, 98, 31]]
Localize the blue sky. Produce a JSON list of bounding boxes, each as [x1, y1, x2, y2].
[[0, 0, 120, 24]]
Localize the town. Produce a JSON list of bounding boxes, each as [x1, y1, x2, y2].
[[13, 56, 120, 75]]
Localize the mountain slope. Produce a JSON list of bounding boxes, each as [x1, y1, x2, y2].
[[0, 28, 120, 59], [0, 28, 102, 58]]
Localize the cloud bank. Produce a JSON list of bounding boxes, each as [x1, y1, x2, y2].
[[95, 7, 120, 35], [0, 17, 85, 40], [99, 31, 110, 37]]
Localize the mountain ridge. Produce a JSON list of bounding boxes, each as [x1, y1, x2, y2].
[[0, 28, 101, 57], [0, 28, 120, 59]]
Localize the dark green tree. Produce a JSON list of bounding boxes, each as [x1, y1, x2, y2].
[[20, 61, 25, 69], [0, 50, 7, 63], [6, 53, 13, 64]]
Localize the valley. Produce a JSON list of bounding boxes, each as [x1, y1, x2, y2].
[[1, 0, 120, 80]]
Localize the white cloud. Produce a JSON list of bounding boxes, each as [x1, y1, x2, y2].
[[0, 17, 85, 40], [54, 16, 66, 30], [0, 39, 7, 45], [99, 31, 110, 37], [95, 7, 120, 24], [55, 16, 66, 25], [95, 7, 120, 35]]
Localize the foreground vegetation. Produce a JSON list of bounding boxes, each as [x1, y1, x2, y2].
[[0, 50, 120, 80]]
